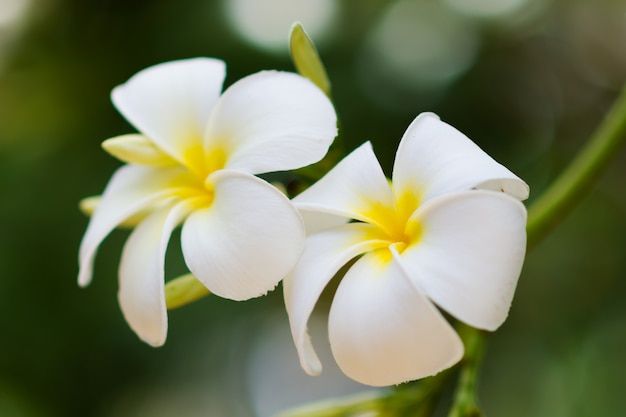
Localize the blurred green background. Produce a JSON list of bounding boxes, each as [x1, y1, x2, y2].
[[1, 0, 625, 416]]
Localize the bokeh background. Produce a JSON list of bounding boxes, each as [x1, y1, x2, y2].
[[1, 0, 626, 416]]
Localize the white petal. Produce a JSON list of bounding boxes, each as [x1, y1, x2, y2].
[[392, 113, 529, 203], [402, 190, 527, 331], [294, 142, 395, 229], [181, 170, 304, 300], [329, 251, 464, 386], [205, 71, 337, 174], [299, 210, 349, 235], [78, 165, 189, 287], [112, 58, 226, 166], [283, 223, 385, 376], [102, 134, 177, 166], [118, 201, 194, 347]]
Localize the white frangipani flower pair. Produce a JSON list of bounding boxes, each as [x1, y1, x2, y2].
[[79, 56, 529, 388], [78, 58, 337, 346], [283, 113, 529, 386]]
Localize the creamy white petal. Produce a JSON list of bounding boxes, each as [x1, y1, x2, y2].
[[293, 142, 395, 230], [205, 71, 337, 174], [299, 210, 350, 235], [329, 251, 464, 386], [283, 223, 386, 376], [401, 190, 527, 331], [392, 113, 529, 203], [181, 170, 304, 300], [111, 58, 226, 166], [102, 134, 178, 166], [78, 164, 190, 287], [118, 201, 194, 347]]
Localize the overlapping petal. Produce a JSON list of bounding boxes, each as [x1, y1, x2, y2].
[[401, 190, 527, 330], [328, 251, 464, 386], [181, 170, 305, 301], [111, 58, 226, 167], [102, 134, 178, 167], [205, 71, 337, 174], [118, 201, 195, 347], [78, 164, 191, 287], [298, 210, 349, 235], [283, 223, 388, 376], [293, 142, 394, 228], [392, 113, 529, 203]]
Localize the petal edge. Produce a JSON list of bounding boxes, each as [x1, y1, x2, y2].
[[392, 113, 529, 203], [403, 190, 527, 330], [284, 223, 385, 376], [329, 251, 464, 386], [181, 170, 305, 300]]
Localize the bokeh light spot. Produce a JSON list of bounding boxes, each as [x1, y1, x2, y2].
[[224, 0, 337, 54], [443, 0, 529, 19], [359, 0, 479, 104], [0, 0, 30, 27]]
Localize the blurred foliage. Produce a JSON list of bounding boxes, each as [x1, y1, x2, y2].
[[0, 0, 625, 416]]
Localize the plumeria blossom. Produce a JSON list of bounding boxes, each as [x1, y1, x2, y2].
[[78, 58, 337, 346], [283, 113, 529, 387]]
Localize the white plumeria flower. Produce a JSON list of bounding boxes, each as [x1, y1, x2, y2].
[[283, 112, 529, 387], [78, 58, 337, 347]]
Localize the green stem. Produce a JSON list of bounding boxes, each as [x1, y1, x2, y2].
[[273, 391, 384, 417], [275, 372, 454, 417], [526, 86, 626, 249], [385, 369, 454, 417], [446, 326, 486, 417], [442, 86, 626, 417]]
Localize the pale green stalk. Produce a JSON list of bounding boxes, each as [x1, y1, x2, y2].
[[444, 85, 626, 417], [526, 86, 626, 248], [446, 326, 485, 417]]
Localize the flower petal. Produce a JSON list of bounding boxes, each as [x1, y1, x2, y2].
[[111, 58, 226, 166], [329, 251, 464, 386], [283, 223, 385, 376], [78, 165, 189, 287], [402, 190, 527, 331], [293, 142, 395, 228], [102, 134, 178, 166], [299, 210, 350, 235], [392, 113, 529, 203], [118, 201, 194, 347], [181, 170, 304, 300], [205, 71, 337, 174]]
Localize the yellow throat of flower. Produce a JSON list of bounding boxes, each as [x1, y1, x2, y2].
[[361, 187, 423, 263], [182, 142, 228, 180]]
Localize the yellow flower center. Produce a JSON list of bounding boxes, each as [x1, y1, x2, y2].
[[171, 140, 231, 209], [101, 133, 231, 211], [359, 186, 423, 264], [182, 141, 228, 180]]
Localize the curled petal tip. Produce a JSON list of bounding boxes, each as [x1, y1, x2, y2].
[[416, 111, 440, 121], [299, 332, 323, 376], [79, 196, 100, 217]]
